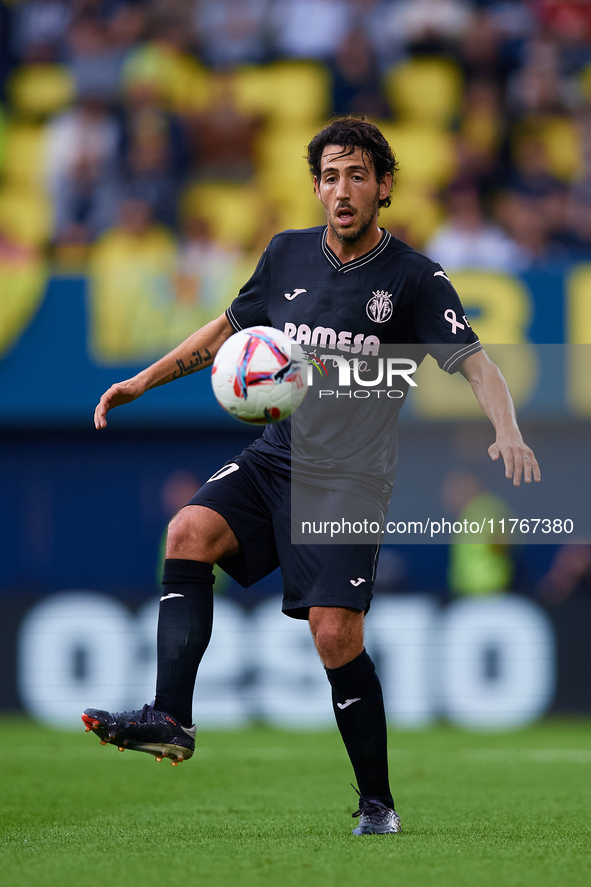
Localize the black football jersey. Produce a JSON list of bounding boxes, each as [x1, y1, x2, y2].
[[226, 226, 481, 501]]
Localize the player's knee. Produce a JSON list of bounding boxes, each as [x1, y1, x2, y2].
[[312, 623, 342, 661], [167, 508, 195, 545], [165, 506, 238, 562], [312, 622, 360, 666], [166, 508, 211, 559]]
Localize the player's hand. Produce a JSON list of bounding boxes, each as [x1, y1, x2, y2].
[[488, 435, 541, 486], [94, 378, 145, 429]]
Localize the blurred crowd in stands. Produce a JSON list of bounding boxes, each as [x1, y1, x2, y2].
[[1, 1, 590, 607], [2, 0, 591, 292]]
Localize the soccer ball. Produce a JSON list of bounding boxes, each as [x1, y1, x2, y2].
[[211, 326, 308, 424]]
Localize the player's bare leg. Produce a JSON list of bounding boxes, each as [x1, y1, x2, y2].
[[166, 505, 240, 562], [309, 606, 364, 668], [309, 606, 401, 835], [83, 507, 238, 764]]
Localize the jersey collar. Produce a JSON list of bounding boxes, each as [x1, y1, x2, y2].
[[321, 226, 391, 274]]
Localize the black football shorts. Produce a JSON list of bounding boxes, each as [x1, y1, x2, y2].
[[187, 449, 383, 620]]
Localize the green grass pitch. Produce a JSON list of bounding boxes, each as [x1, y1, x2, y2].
[[1, 717, 590, 887]]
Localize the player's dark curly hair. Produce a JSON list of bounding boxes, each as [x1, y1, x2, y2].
[[306, 117, 398, 209]]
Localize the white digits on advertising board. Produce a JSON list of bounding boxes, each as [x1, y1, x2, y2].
[[17, 592, 555, 730]]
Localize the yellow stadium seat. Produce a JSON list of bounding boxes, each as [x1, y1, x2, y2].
[[231, 65, 274, 116], [122, 44, 211, 113], [0, 186, 52, 246], [265, 187, 324, 234], [0, 106, 6, 170], [254, 121, 325, 229], [379, 186, 443, 249], [377, 121, 456, 190], [461, 107, 502, 155], [512, 115, 583, 183], [8, 64, 74, 119], [180, 181, 268, 250], [90, 224, 251, 363], [0, 259, 47, 359], [2, 123, 48, 189], [538, 117, 583, 183], [579, 62, 591, 101], [257, 123, 324, 228], [384, 57, 463, 128], [255, 122, 318, 192], [233, 60, 329, 123]]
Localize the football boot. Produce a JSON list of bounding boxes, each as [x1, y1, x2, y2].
[[82, 703, 196, 766], [351, 788, 402, 835]]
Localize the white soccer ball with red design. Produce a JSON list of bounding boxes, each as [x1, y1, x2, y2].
[[211, 326, 308, 424]]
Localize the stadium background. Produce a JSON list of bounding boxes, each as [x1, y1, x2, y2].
[[0, 0, 590, 727]]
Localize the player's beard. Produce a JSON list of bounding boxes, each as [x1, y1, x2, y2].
[[327, 188, 381, 246]]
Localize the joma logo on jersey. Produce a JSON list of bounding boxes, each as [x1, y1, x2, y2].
[[366, 291, 393, 324], [283, 323, 380, 356]]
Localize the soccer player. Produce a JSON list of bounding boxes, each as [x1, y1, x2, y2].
[[83, 117, 540, 835]]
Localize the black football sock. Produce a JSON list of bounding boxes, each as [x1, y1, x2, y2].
[[154, 558, 214, 727], [325, 649, 394, 808]]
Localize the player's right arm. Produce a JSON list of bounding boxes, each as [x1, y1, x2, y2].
[[94, 312, 235, 429]]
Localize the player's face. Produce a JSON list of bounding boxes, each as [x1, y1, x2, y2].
[[314, 145, 391, 246]]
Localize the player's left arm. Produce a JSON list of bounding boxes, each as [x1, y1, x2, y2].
[[459, 349, 541, 486]]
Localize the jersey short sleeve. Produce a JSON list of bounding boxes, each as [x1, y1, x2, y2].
[[414, 264, 482, 373], [226, 244, 271, 332]]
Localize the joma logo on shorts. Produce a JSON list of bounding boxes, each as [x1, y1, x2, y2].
[[283, 323, 380, 355]]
